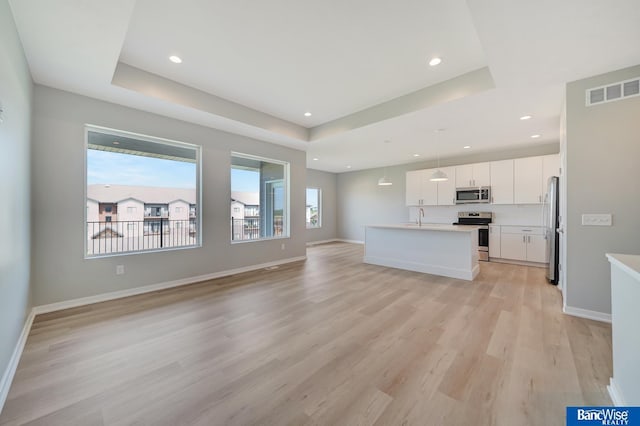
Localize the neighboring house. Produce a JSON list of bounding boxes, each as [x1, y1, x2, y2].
[[231, 191, 259, 240], [86, 185, 197, 251]]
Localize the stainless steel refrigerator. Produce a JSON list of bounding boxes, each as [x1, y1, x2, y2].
[[544, 176, 560, 284]]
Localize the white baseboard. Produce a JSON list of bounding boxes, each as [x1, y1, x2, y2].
[[563, 305, 612, 323], [607, 378, 626, 406], [306, 239, 340, 247], [335, 239, 364, 245], [488, 258, 546, 269], [33, 255, 307, 315], [0, 309, 35, 414]]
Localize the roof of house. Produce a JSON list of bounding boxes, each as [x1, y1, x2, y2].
[[231, 191, 259, 206], [87, 184, 196, 204]]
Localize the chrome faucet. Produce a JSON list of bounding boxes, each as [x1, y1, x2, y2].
[[418, 208, 424, 226]]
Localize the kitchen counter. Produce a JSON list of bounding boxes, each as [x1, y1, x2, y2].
[[367, 223, 480, 232], [607, 253, 640, 282], [606, 253, 640, 405], [364, 224, 479, 280]]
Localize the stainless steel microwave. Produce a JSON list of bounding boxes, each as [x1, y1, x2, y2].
[[455, 187, 491, 204]]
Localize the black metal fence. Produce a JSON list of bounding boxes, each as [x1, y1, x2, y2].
[[231, 217, 283, 241], [87, 219, 197, 255]]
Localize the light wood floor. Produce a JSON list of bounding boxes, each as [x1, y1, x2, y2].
[[1, 243, 612, 426]]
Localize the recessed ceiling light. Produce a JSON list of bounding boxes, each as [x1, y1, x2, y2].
[[312, 158, 319, 161], [520, 115, 532, 120], [112, 141, 120, 145], [463, 145, 471, 149], [346, 165, 352, 169], [413, 154, 420, 157], [169, 55, 182, 64], [304, 112, 312, 117], [531, 134, 541, 139], [429, 57, 442, 67]]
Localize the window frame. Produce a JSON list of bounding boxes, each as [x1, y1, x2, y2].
[[230, 152, 290, 244], [84, 125, 202, 258], [306, 187, 322, 229]]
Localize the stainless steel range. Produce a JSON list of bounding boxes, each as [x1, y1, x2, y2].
[[453, 211, 493, 261]]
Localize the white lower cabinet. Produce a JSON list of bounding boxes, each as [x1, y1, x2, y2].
[[489, 225, 501, 258], [499, 226, 546, 262]]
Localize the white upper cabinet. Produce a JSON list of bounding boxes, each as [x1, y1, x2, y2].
[[406, 170, 423, 206], [407, 154, 559, 206], [473, 162, 491, 187], [514, 157, 544, 204], [406, 169, 439, 206], [421, 169, 439, 205], [455, 165, 473, 187], [489, 160, 514, 204], [455, 163, 490, 187], [436, 166, 456, 205]]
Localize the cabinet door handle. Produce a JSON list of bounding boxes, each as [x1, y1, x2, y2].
[[528, 236, 531, 243], [523, 235, 526, 243]]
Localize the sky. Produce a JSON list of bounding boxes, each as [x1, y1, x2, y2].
[[88, 149, 281, 199], [87, 150, 196, 188], [231, 168, 259, 192], [306, 188, 319, 209], [88, 151, 260, 194]]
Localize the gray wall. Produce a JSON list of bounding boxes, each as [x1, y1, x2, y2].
[[565, 64, 640, 315], [31, 86, 307, 306], [0, 0, 32, 384], [337, 143, 560, 242], [306, 169, 338, 243]]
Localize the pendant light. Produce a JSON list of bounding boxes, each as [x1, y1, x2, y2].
[[430, 128, 448, 182], [378, 170, 392, 186], [378, 140, 393, 186]]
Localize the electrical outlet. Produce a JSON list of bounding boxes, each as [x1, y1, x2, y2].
[[581, 214, 612, 226], [116, 265, 125, 275]]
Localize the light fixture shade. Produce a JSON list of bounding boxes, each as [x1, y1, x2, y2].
[[429, 169, 448, 182], [378, 176, 393, 186]]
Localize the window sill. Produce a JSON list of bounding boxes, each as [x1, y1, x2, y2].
[[230, 235, 290, 245], [85, 243, 201, 259]]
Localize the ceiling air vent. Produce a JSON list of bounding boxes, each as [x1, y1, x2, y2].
[[586, 77, 640, 106]]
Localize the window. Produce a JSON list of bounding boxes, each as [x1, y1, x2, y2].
[[230, 153, 289, 241], [85, 126, 200, 257], [306, 187, 321, 228]]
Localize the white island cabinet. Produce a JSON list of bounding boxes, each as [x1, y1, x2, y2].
[[606, 253, 640, 406], [364, 224, 479, 281]]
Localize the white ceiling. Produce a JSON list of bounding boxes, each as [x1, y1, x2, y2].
[[8, 0, 640, 172]]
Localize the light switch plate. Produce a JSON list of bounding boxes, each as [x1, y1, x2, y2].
[[581, 214, 612, 226]]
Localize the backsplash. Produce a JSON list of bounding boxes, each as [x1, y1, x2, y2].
[[408, 204, 544, 226]]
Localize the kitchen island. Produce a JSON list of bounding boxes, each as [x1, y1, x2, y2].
[[364, 224, 479, 280]]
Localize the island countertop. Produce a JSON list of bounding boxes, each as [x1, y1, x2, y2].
[[366, 223, 479, 233]]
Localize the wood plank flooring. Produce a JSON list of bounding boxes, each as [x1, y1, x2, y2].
[[0, 243, 612, 425]]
